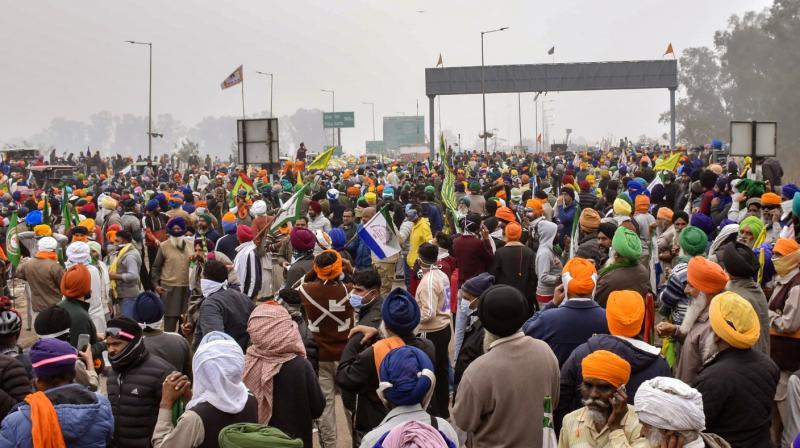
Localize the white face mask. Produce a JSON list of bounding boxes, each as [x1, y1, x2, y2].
[[201, 279, 227, 298]]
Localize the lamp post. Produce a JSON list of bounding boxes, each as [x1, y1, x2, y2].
[[362, 102, 375, 140], [255, 71, 274, 117], [480, 27, 509, 153], [321, 89, 335, 147], [125, 40, 153, 162]]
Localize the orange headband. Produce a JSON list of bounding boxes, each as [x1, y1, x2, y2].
[[314, 250, 343, 281]]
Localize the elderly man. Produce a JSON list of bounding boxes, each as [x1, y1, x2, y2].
[[453, 284, 560, 447], [767, 238, 800, 446], [657, 256, 729, 384], [15, 236, 65, 319], [151, 217, 194, 332], [558, 350, 645, 447], [523, 257, 608, 367], [634, 377, 731, 447], [693, 292, 778, 448], [594, 227, 651, 307]]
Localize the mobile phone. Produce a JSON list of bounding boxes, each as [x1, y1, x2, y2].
[[77, 333, 90, 352]]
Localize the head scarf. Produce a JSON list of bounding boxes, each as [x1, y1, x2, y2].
[[314, 250, 343, 280], [379, 421, 451, 448], [581, 350, 631, 388], [377, 346, 436, 408], [37, 236, 58, 252], [679, 226, 708, 256], [709, 291, 760, 349], [33, 224, 52, 237], [634, 377, 706, 432], [30, 338, 78, 378], [243, 304, 306, 424], [186, 332, 250, 414], [290, 227, 316, 251], [579, 208, 601, 233], [690, 213, 713, 237], [237, 225, 254, 243], [687, 256, 729, 295], [495, 206, 517, 223], [719, 241, 759, 278], [166, 216, 187, 236], [561, 257, 597, 298], [612, 227, 641, 260], [774, 238, 800, 257], [606, 290, 645, 337]]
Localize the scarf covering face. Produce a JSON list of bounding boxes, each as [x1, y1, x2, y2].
[[217, 424, 302, 448], [243, 304, 306, 424], [378, 420, 452, 448], [200, 279, 227, 298], [774, 249, 800, 277], [186, 332, 249, 414]]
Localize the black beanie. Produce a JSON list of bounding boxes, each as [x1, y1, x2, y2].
[[719, 242, 759, 278], [477, 285, 528, 337], [598, 221, 618, 239], [418, 243, 439, 265], [34, 305, 72, 340]]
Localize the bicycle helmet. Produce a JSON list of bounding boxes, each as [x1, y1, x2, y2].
[[0, 297, 21, 335]]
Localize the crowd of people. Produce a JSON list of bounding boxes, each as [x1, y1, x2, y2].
[[0, 143, 797, 447]]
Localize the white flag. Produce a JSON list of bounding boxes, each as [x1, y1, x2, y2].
[[220, 65, 243, 90], [647, 174, 664, 193], [358, 209, 401, 259], [270, 183, 309, 232]]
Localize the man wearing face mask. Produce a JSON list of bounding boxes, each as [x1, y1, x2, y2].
[[191, 260, 255, 352], [151, 217, 194, 332], [349, 269, 383, 329]]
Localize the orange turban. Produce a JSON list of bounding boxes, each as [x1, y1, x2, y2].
[[581, 350, 631, 388], [687, 256, 729, 295], [222, 212, 237, 223], [495, 207, 517, 223], [60, 264, 91, 299], [347, 186, 360, 196], [606, 290, 645, 337], [314, 250, 343, 281], [774, 238, 800, 257], [635, 195, 650, 213], [78, 218, 96, 233], [496, 190, 507, 200], [526, 199, 544, 215], [709, 291, 760, 349], [579, 208, 601, 233], [656, 207, 674, 221], [562, 257, 597, 297], [761, 192, 781, 206], [504, 222, 522, 242]]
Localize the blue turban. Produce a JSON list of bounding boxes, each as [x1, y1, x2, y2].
[[782, 184, 800, 201], [132, 291, 164, 324], [166, 216, 187, 236], [619, 165, 628, 175], [223, 221, 237, 234], [378, 346, 435, 406], [381, 288, 420, 335], [145, 199, 160, 212], [328, 228, 347, 250], [26, 210, 43, 226], [181, 186, 193, 196], [182, 204, 196, 214], [627, 178, 649, 199], [690, 213, 714, 238]]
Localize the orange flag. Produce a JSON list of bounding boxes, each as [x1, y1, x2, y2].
[[663, 43, 674, 57], [436, 53, 443, 67]]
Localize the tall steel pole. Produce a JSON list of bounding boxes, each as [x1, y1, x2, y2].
[[480, 27, 508, 153], [518, 92, 522, 149], [321, 89, 335, 146], [256, 72, 274, 117], [126, 40, 153, 161]]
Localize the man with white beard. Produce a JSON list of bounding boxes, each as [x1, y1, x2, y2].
[[656, 256, 729, 384], [558, 350, 646, 447], [633, 377, 731, 447]]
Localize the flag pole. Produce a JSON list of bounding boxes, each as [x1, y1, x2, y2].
[[241, 76, 246, 120]]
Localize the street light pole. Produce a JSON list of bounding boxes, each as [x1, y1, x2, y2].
[[126, 40, 153, 162], [362, 102, 375, 140], [480, 27, 509, 153], [256, 71, 274, 117], [321, 89, 335, 146]]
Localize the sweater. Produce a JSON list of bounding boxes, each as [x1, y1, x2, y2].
[[491, 242, 538, 304], [522, 299, 609, 367], [193, 287, 256, 352], [152, 238, 193, 287], [415, 268, 452, 332], [453, 333, 560, 448], [299, 277, 355, 361], [452, 234, 494, 288], [14, 257, 64, 312], [693, 348, 779, 448], [143, 329, 192, 376], [594, 262, 651, 307]]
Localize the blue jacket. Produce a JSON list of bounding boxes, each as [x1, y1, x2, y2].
[[0, 384, 114, 448], [556, 202, 577, 238], [347, 224, 373, 269], [555, 334, 671, 433], [523, 299, 608, 367], [421, 202, 443, 234]]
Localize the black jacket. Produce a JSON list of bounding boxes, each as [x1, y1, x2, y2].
[[357, 298, 384, 329], [336, 334, 435, 432], [269, 357, 325, 448], [193, 287, 256, 352], [107, 349, 175, 448], [693, 348, 779, 448], [578, 191, 597, 210], [455, 318, 484, 394], [556, 334, 671, 433], [0, 355, 32, 420], [490, 243, 537, 312], [214, 233, 239, 261]]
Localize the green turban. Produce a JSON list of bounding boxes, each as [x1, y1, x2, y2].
[[740, 215, 765, 239], [424, 185, 435, 194], [612, 227, 642, 260], [679, 225, 709, 256], [469, 181, 481, 192], [218, 424, 303, 448]]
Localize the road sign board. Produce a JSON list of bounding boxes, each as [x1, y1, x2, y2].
[[366, 140, 385, 154], [383, 116, 425, 151], [323, 112, 355, 129]]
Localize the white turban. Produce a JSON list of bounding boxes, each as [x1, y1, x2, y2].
[[250, 200, 267, 216], [37, 237, 58, 253], [185, 332, 249, 414], [66, 242, 91, 265], [634, 377, 706, 432]]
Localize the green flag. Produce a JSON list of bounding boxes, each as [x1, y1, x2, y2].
[[42, 193, 51, 227], [5, 210, 20, 268], [61, 188, 74, 234]]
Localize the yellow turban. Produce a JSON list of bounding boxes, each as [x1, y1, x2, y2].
[[709, 292, 760, 349], [33, 224, 52, 237], [581, 350, 631, 388], [78, 218, 96, 233], [101, 196, 117, 210], [613, 197, 632, 216]]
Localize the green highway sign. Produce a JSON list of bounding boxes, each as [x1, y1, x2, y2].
[[323, 112, 355, 129], [366, 140, 385, 154]]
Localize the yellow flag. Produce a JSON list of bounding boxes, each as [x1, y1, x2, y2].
[[654, 152, 681, 172], [307, 146, 335, 171]]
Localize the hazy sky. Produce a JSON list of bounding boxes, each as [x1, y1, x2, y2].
[[1, 0, 772, 154]]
